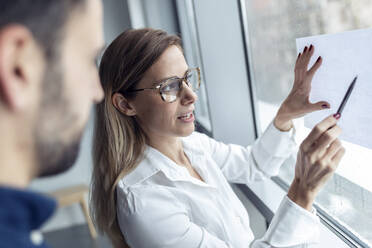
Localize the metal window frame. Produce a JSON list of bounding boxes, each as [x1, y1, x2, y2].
[[175, 0, 214, 134], [237, 0, 370, 247], [273, 176, 368, 248]]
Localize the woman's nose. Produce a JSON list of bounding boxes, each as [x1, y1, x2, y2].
[[180, 81, 197, 105]]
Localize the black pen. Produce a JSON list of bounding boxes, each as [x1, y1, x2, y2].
[[335, 76, 357, 118]]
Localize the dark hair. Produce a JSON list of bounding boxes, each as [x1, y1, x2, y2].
[[91, 28, 182, 248], [0, 0, 85, 60]]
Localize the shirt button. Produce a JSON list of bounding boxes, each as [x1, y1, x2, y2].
[[30, 230, 43, 246]]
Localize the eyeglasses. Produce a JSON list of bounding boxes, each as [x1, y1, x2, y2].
[[125, 67, 201, 103]]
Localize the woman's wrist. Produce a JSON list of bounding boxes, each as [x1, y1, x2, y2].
[[274, 104, 293, 131], [287, 179, 315, 212], [274, 115, 293, 131]]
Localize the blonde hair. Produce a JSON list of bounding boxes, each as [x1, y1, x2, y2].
[[90, 28, 181, 247]]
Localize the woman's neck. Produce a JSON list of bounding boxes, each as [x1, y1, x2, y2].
[[147, 135, 189, 167]]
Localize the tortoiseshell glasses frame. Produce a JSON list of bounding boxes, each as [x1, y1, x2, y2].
[[125, 67, 201, 103]]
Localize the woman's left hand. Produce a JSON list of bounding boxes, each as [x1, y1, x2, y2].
[[274, 45, 330, 131], [287, 114, 345, 211]]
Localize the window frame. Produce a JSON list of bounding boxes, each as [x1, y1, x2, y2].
[[237, 0, 370, 247], [175, 0, 214, 134]]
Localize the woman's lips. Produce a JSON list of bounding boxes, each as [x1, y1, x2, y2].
[[178, 112, 195, 122]]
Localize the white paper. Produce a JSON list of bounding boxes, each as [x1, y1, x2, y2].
[[296, 28, 372, 150]]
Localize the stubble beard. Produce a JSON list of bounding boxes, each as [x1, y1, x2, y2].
[[34, 58, 85, 177]]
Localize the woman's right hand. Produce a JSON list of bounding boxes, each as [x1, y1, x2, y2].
[[274, 45, 329, 131], [287, 114, 346, 211]]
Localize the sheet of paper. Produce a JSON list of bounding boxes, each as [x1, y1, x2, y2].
[[296, 28, 372, 150]]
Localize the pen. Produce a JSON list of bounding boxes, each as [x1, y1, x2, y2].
[[336, 76, 358, 115]]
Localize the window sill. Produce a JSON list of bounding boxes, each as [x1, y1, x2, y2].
[[237, 179, 351, 248]]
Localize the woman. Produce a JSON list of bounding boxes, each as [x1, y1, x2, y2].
[[90, 28, 345, 248]]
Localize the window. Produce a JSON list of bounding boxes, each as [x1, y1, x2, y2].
[[176, 0, 213, 133], [242, 0, 372, 246]]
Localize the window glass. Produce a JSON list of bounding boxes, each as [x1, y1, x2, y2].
[[176, 0, 213, 133], [244, 0, 372, 245]]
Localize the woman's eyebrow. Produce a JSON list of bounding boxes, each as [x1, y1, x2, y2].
[[151, 69, 189, 86], [151, 76, 177, 86]]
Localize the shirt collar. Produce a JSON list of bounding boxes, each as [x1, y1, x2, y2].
[[119, 133, 215, 189], [0, 186, 57, 232]]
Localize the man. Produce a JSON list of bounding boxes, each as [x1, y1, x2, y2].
[[0, 0, 104, 247]]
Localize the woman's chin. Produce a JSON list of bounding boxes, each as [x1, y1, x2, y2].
[[178, 124, 195, 137]]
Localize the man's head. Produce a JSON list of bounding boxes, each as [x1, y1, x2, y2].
[[0, 0, 104, 180]]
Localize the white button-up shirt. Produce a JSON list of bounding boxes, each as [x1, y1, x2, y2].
[[116, 122, 320, 248]]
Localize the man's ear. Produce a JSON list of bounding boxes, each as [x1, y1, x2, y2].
[[112, 92, 137, 116], [0, 24, 42, 111]]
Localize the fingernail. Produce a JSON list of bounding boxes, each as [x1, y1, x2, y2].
[[303, 46, 308, 52], [309, 44, 313, 50], [298, 52, 301, 58], [316, 56, 321, 62], [322, 104, 329, 109], [333, 113, 341, 120]]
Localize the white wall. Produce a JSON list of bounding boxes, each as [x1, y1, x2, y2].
[[31, 0, 131, 232]]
